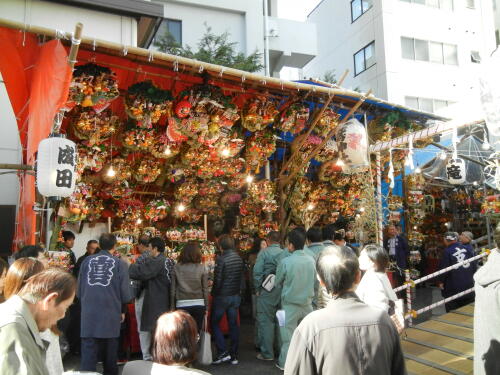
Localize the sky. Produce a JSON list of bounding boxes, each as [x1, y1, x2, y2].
[[277, 0, 322, 79], [277, 0, 322, 21]]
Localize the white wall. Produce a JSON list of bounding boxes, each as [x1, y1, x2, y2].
[[0, 0, 138, 46], [64, 222, 108, 259], [160, 0, 264, 56]]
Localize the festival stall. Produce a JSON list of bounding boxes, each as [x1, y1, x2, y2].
[[376, 122, 499, 283], [0, 20, 446, 261]]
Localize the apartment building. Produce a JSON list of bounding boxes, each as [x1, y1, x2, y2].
[[305, 0, 496, 113]]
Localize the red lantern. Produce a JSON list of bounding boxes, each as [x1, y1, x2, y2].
[[175, 99, 192, 118]]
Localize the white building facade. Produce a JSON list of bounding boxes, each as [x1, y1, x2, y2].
[[151, 0, 317, 76], [305, 0, 496, 112]]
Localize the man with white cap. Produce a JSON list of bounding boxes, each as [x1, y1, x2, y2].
[[459, 231, 474, 254], [438, 232, 477, 312]]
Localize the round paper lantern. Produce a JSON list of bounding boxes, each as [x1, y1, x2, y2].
[[336, 118, 368, 173], [446, 158, 466, 185], [36, 136, 77, 197]]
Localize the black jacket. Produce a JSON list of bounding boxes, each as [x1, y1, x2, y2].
[[212, 249, 244, 297], [129, 253, 175, 332]]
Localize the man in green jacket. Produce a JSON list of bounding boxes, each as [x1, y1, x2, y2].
[[253, 231, 290, 361], [0, 269, 76, 375], [305, 226, 324, 261], [275, 228, 316, 370]]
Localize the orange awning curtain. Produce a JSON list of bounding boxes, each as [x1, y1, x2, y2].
[[0, 27, 71, 248]]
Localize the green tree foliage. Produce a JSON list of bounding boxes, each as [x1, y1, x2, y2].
[[322, 70, 337, 85], [154, 25, 263, 73]]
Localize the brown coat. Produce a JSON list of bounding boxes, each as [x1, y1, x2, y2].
[[170, 263, 209, 309]]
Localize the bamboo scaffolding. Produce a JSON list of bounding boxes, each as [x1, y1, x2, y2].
[[278, 70, 349, 179]]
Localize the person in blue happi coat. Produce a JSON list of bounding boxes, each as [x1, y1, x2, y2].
[[438, 232, 477, 312], [77, 233, 132, 375]]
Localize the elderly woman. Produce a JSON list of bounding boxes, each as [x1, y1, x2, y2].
[[356, 244, 398, 313], [123, 310, 211, 375]]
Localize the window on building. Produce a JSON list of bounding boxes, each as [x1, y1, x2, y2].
[[351, 0, 373, 22], [155, 19, 182, 45], [354, 42, 376, 75], [466, 0, 475, 8], [401, 37, 458, 65], [405, 96, 452, 113], [470, 51, 481, 63], [400, 0, 453, 10], [443, 43, 458, 65]]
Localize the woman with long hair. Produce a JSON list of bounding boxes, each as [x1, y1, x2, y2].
[[170, 241, 209, 331], [356, 244, 398, 312], [4, 257, 45, 299], [123, 310, 210, 375]]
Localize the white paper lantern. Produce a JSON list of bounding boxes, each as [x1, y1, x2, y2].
[[446, 158, 466, 185], [336, 118, 368, 173], [36, 136, 77, 197]]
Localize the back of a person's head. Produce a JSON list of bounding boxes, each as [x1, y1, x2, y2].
[[152, 310, 198, 366], [218, 234, 235, 251], [306, 227, 322, 243], [333, 229, 346, 242], [62, 231, 75, 241], [266, 231, 281, 245], [18, 268, 76, 305], [317, 245, 359, 296], [87, 239, 98, 247], [138, 235, 150, 247], [322, 224, 336, 241], [99, 233, 116, 251], [150, 237, 166, 253], [288, 228, 306, 251], [178, 241, 202, 264], [4, 257, 45, 299], [363, 244, 389, 272], [14, 245, 44, 260]]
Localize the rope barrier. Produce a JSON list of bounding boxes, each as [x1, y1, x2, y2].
[[393, 250, 490, 293], [409, 287, 475, 318]]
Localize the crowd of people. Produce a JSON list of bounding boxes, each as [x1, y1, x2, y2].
[[0, 222, 497, 375]]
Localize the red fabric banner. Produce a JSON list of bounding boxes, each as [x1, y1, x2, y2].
[[0, 27, 71, 248]]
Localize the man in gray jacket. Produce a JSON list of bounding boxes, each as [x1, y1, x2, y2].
[[128, 237, 174, 361], [285, 245, 406, 375], [474, 222, 500, 375]]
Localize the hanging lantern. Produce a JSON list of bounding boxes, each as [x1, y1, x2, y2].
[[336, 118, 368, 173], [36, 136, 78, 197], [446, 158, 466, 185]]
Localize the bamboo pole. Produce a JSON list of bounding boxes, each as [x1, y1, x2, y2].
[[0, 163, 33, 170], [279, 70, 349, 179], [67, 22, 83, 69], [283, 89, 373, 186], [0, 17, 446, 121], [375, 153, 384, 246]]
